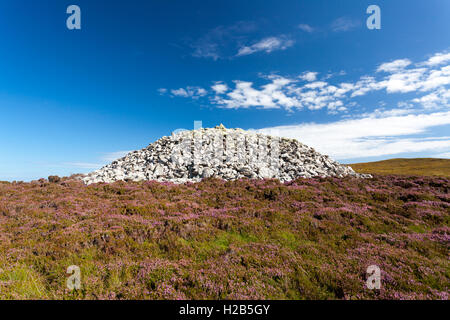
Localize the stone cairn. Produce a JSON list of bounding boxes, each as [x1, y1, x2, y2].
[[82, 125, 371, 184]]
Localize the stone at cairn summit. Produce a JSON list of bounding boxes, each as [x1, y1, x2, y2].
[[82, 125, 371, 184]]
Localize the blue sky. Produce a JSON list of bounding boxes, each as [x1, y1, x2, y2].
[[0, 0, 449, 181]]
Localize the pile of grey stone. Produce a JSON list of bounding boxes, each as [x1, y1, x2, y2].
[[82, 125, 371, 185]]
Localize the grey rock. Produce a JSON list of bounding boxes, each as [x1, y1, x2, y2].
[[82, 126, 371, 185]]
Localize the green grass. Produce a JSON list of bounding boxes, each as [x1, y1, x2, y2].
[[349, 158, 450, 177], [0, 265, 52, 299]]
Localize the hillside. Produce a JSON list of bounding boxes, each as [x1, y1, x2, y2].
[[349, 158, 450, 178], [0, 175, 448, 299]]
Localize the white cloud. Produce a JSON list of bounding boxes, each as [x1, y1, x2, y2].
[[299, 72, 318, 82], [413, 88, 450, 109], [211, 82, 229, 94], [377, 59, 412, 73], [213, 76, 355, 111], [371, 63, 450, 95], [196, 88, 207, 96], [237, 36, 294, 56], [171, 86, 207, 99], [171, 88, 189, 97], [424, 52, 450, 66], [164, 50, 450, 113], [346, 55, 450, 96], [257, 111, 450, 160], [157, 88, 167, 95], [192, 42, 221, 61], [331, 17, 360, 32], [298, 24, 314, 33], [382, 68, 427, 93], [350, 76, 382, 97], [420, 65, 450, 91], [304, 81, 327, 89], [366, 108, 414, 118], [216, 80, 282, 109], [190, 21, 257, 60]]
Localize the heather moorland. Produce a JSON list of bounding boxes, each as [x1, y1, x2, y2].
[[350, 158, 450, 178], [0, 175, 448, 299]]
